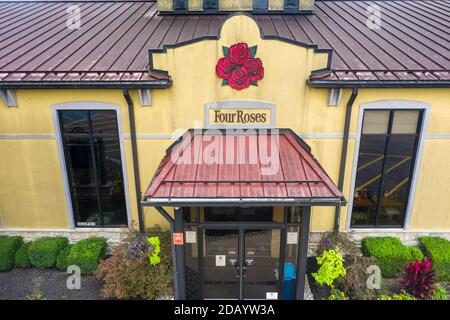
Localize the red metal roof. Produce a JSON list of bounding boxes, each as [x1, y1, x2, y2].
[[0, 0, 448, 86], [143, 129, 345, 206]]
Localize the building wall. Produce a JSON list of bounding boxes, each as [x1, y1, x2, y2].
[[0, 16, 449, 236]]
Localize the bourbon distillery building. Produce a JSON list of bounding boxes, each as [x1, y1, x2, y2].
[[0, 0, 450, 300]]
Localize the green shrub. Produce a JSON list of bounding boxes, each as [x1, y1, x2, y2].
[[362, 237, 420, 278], [432, 284, 448, 300], [95, 228, 173, 299], [419, 237, 450, 281], [66, 237, 107, 275], [15, 242, 32, 268], [0, 236, 23, 271], [56, 245, 72, 271], [378, 290, 416, 300], [312, 247, 346, 287], [409, 246, 424, 261], [29, 237, 68, 268]]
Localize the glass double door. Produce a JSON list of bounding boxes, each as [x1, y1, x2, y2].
[[202, 227, 281, 300]]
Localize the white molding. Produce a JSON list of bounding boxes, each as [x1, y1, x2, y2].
[[0, 134, 56, 139], [2, 133, 449, 141], [346, 100, 431, 231], [51, 102, 132, 229]]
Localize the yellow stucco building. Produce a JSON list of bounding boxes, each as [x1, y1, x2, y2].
[[0, 0, 449, 300]]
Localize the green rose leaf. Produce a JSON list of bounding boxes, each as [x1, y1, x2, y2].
[[249, 46, 257, 58], [223, 46, 230, 57], [222, 79, 228, 86], [251, 81, 258, 86]]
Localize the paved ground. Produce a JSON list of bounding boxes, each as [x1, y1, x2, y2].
[[0, 268, 103, 300]]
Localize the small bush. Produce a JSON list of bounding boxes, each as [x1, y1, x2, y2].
[[29, 237, 68, 268], [378, 290, 416, 300], [409, 246, 424, 261], [362, 237, 420, 277], [15, 242, 32, 268], [0, 236, 23, 271], [316, 232, 360, 257], [327, 288, 348, 300], [432, 284, 448, 300], [95, 228, 173, 299], [335, 255, 377, 300], [66, 237, 107, 275], [419, 237, 450, 281], [403, 258, 435, 299], [312, 247, 346, 287], [56, 245, 72, 271]]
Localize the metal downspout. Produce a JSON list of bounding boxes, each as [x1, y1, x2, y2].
[[334, 88, 358, 231], [123, 89, 145, 233]]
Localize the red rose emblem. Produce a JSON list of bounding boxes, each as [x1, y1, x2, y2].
[[215, 42, 263, 90], [244, 58, 264, 82], [229, 43, 251, 65], [228, 68, 251, 90], [216, 56, 233, 79]]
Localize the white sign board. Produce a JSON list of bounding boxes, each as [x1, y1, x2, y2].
[[287, 232, 298, 245], [215, 255, 226, 267], [266, 292, 278, 300], [185, 231, 197, 244]]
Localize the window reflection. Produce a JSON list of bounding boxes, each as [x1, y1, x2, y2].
[[351, 110, 422, 228], [59, 110, 127, 227]]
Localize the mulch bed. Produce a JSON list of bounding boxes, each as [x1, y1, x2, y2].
[[0, 268, 103, 300]]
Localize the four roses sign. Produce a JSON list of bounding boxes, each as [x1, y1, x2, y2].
[[216, 43, 264, 90]]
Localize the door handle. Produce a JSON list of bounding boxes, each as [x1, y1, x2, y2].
[[241, 262, 248, 278]]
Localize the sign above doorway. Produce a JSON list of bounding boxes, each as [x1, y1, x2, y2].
[[204, 100, 275, 129]]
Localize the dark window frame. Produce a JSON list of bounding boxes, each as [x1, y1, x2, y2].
[[351, 109, 424, 229], [58, 109, 128, 228]]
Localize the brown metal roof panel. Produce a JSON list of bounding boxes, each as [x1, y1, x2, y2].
[[351, 2, 450, 69], [374, 1, 450, 50], [33, 2, 135, 71], [108, 4, 162, 70], [69, 2, 150, 71], [176, 15, 200, 43], [0, 3, 100, 62], [281, 15, 313, 44], [434, 71, 450, 80], [0, 2, 114, 71]]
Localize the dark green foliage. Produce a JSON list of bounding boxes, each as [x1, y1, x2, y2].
[[66, 237, 107, 275], [419, 237, 450, 280], [0, 236, 23, 271], [362, 237, 422, 278], [95, 227, 173, 299], [56, 245, 72, 271], [29, 237, 68, 268], [14, 242, 32, 268]]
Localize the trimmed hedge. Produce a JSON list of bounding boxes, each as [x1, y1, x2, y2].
[[56, 245, 72, 271], [15, 242, 33, 268], [408, 246, 424, 261], [29, 237, 68, 268], [362, 237, 423, 277], [66, 237, 107, 275], [419, 236, 450, 281], [0, 236, 23, 272]]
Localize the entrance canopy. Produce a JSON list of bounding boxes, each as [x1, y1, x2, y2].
[[142, 129, 345, 206]]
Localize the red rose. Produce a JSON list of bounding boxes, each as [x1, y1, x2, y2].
[[229, 43, 251, 65], [228, 67, 251, 90], [216, 56, 233, 79], [244, 58, 264, 82]]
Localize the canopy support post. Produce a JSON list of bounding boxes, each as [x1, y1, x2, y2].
[[296, 206, 311, 300], [155, 206, 186, 300]]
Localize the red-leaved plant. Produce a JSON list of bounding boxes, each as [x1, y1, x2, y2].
[[403, 258, 436, 299]]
